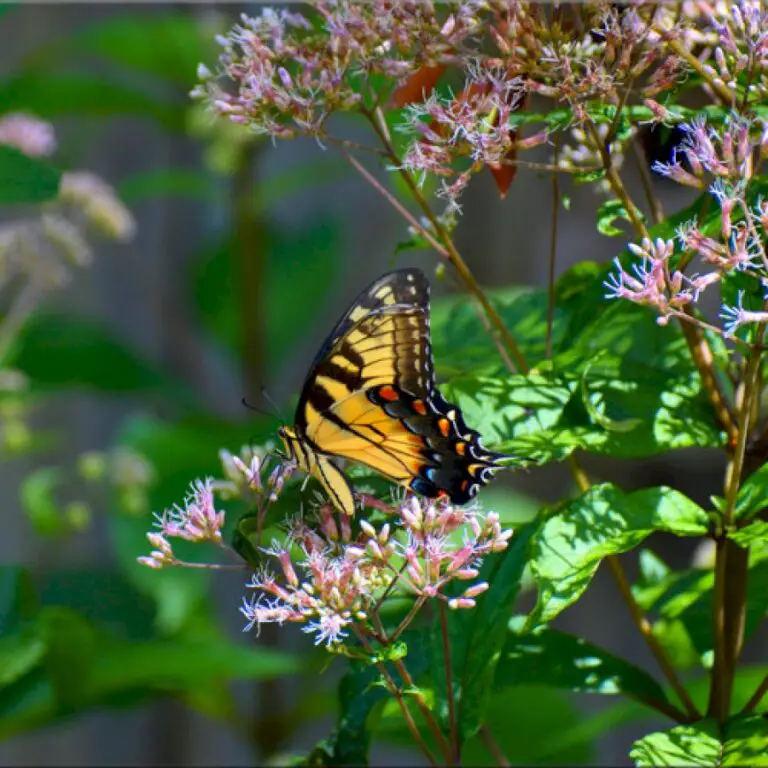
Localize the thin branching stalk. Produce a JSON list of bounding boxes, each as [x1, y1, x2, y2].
[[630, 139, 665, 225], [660, 36, 735, 105], [480, 725, 510, 767], [606, 555, 700, 720], [0, 278, 43, 362], [349, 105, 700, 723], [389, 594, 429, 643], [546, 136, 560, 360], [742, 673, 768, 714], [362, 106, 529, 373], [371, 614, 455, 762], [354, 627, 440, 766], [586, 117, 738, 443], [439, 602, 460, 762]]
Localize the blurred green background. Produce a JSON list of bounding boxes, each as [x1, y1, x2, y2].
[[1, 3, 763, 765]]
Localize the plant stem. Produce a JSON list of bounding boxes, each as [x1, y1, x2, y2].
[[585, 118, 738, 443], [371, 614, 455, 763], [394, 655, 455, 763], [708, 325, 764, 720], [742, 674, 768, 714], [389, 593, 428, 643], [362, 107, 529, 373], [354, 628, 439, 766], [546, 136, 560, 359], [480, 725, 510, 767], [439, 602, 460, 762], [630, 138, 665, 226], [661, 36, 735, 105], [0, 278, 43, 363], [355, 100, 698, 727], [607, 556, 700, 720]]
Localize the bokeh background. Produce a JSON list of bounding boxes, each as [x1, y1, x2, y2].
[[1, 3, 763, 765]]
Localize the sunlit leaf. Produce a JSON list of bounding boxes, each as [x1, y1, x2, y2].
[[735, 463, 768, 520], [729, 520, 768, 550], [527, 484, 709, 626], [630, 720, 722, 767], [630, 715, 768, 767]]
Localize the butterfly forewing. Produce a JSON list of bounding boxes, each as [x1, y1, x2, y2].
[[289, 268, 503, 513]]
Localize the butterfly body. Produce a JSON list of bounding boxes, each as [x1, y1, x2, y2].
[[278, 268, 503, 516]]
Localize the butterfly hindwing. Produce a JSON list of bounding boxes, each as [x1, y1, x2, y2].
[[285, 268, 503, 514]]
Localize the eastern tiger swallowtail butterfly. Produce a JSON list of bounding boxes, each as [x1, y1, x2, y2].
[[278, 268, 504, 516]]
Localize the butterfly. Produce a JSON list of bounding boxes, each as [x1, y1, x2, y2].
[[278, 268, 504, 516]]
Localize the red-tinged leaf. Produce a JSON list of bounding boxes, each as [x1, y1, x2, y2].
[[390, 64, 446, 108], [488, 140, 518, 199]]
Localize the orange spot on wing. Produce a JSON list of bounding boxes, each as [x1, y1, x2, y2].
[[460, 479, 469, 492], [455, 441, 466, 456], [412, 399, 427, 415], [437, 490, 449, 499], [438, 418, 451, 437], [379, 385, 399, 401]]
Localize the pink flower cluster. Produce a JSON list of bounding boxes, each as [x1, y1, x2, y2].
[[0, 112, 56, 158], [193, 2, 482, 139], [608, 112, 768, 337], [242, 495, 512, 647]]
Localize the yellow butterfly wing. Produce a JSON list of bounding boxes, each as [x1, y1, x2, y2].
[[286, 268, 502, 515]]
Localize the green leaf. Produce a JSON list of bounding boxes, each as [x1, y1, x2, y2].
[[723, 715, 768, 766], [19, 467, 65, 537], [528, 484, 709, 626], [431, 286, 565, 379], [33, 13, 219, 87], [109, 512, 210, 637], [39, 607, 97, 710], [88, 638, 299, 695], [441, 375, 582, 465], [496, 621, 670, 707], [735, 462, 768, 520], [596, 198, 633, 237], [0, 146, 60, 204], [630, 720, 722, 767], [0, 626, 46, 690], [443, 363, 722, 466], [0, 73, 182, 131], [729, 520, 768, 550], [6, 313, 187, 399], [635, 552, 768, 667], [631, 716, 768, 767], [325, 629, 431, 765], [431, 524, 535, 743]]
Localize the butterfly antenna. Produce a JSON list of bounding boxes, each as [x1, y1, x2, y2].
[[241, 397, 273, 419], [260, 386, 287, 423]]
